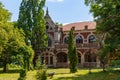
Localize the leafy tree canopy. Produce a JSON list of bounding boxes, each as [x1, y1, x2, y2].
[[0, 2, 34, 72], [85, 0, 120, 61]]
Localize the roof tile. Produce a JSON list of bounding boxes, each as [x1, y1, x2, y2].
[[62, 21, 96, 31]]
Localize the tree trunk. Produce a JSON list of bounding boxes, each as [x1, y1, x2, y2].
[[102, 60, 106, 72], [3, 61, 8, 72]]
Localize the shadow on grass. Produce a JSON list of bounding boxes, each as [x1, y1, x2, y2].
[[54, 71, 120, 80], [0, 69, 20, 74]]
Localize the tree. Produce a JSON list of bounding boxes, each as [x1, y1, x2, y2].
[[0, 2, 34, 72], [18, 0, 47, 67], [0, 2, 11, 54], [0, 2, 21, 71], [68, 27, 78, 73], [85, 0, 120, 71]]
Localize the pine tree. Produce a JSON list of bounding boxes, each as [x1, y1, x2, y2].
[[68, 27, 78, 73]]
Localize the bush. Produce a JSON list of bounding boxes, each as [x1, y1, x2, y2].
[[116, 76, 120, 80], [35, 56, 47, 80], [107, 60, 120, 72], [36, 69, 47, 80], [18, 69, 27, 80], [111, 60, 120, 68]]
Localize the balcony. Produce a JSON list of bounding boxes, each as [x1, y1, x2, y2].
[[55, 43, 99, 49]]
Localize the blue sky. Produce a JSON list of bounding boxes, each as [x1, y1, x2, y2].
[[0, 0, 93, 24]]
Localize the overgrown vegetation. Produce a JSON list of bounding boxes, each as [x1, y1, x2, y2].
[[85, 0, 120, 71], [18, 69, 27, 80], [35, 56, 47, 80], [0, 1, 34, 72]]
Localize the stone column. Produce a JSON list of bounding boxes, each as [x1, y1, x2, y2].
[[48, 53, 50, 65], [96, 56, 100, 68], [53, 55, 57, 67], [81, 53, 85, 67]]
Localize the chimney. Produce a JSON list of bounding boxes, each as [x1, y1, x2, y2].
[[84, 25, 88, 30], [72, 26, 75, 31]]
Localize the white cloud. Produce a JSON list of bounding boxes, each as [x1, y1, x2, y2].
[[47, 0, 64, 2]]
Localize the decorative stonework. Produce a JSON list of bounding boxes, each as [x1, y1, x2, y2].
[[42, 8, 100, 68]]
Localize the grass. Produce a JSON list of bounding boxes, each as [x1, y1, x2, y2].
[[0, 68, 120, 80]]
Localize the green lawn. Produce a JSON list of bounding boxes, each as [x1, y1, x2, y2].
[[0, 68, 120, 80]]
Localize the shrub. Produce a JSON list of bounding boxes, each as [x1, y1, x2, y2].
[[35, 56, 47, 80], [111, 60, 120, 68], [36, 69, 47, 80], [18, 69, 27, 80], [116, 76, 120, 80]]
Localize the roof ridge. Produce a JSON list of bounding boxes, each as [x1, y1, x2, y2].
[[62, 21, 95, 27]]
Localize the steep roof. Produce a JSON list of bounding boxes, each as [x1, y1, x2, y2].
[[62, 21, 96, 31]]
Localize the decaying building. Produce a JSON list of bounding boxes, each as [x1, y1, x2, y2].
[[40, 8, 100, 68]]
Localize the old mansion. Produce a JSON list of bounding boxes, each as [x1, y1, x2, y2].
[[40, 9, 100, 68]]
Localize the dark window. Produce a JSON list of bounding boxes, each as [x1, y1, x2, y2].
[[64, 36, 68, 44], [76, 36, 83, 43], [50, 57, 53, 64], [48, 37, 52, 47], [41, 57, 44, 64], [88, 35, 95, 43], [46, 25, 49, 29], [85, 53, 96, 62], [85, 53, 91, 62], [91, 53, 96, 62]]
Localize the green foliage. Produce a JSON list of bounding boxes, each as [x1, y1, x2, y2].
[[0, 24, 28, 72], [35, 56, 47, 80], [18, 69, 27, 80], [18, 0, 47, 67], [18, 45, 34, 70], [85, 0, 120, 67], [36, 69, 47, 80], [0, 2, 34, 72], [116, 76, 120, 80], [35, 56, 47, 70], [69, 47, 78, 73], [0, 2, 11, 21], [0, 2, 25, 72], [8, 63, 21, 68], [68, 28, 78, 73], [18, 0, 47, 49], [0, 2, 12, 54], [111, 60, 120, 68]]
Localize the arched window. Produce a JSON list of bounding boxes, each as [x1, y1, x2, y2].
[[88, 35, 95, 43], [48, 37, 52, 47], [57, 52, 67, 62], [46, 25, 49, 29], [64, 36, 68, 44], [76, 36, 83, 43]]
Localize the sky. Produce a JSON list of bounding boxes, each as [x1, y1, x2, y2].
[[0, 0, 93, 24]]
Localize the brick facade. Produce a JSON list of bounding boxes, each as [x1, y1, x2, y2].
[[40, 8, 100, 68]]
